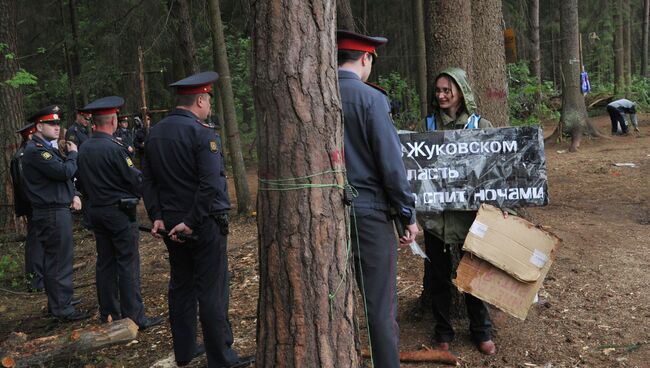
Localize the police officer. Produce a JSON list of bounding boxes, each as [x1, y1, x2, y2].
[[65, 110, 92, 147], [337, 30, 419, 368], [606, 98, 640, 135], [114, 115, 135, 156], [21, 105, 88, 321], [142, 72, 253, 368], [76, 96, 163, 330], [10, 123, 44, 292]]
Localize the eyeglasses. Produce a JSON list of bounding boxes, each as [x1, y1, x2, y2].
[[434, 88, 453, 96]]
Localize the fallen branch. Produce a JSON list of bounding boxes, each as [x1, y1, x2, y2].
[[1, 318, 138, 368], [361, 348, 458, 365]]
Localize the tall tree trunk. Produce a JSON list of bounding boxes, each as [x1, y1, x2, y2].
[[614, 0, 625, 93], [0, 0, 24, 228], [623, 0, 632, 88], [471, 0, 509, 126], [337, 0, 355, 31], [251, 0, 357, 367], [529, 0, 541, 103], [208, 0, 251, 215], [425, 0, 474, 108], [422, 0, 473, 318], [414, 0, 428, 118], [643, 0, 650, 77], [174, 0, 199, 75], [560, 0, 589, 152], [68, 0, 87, 106]]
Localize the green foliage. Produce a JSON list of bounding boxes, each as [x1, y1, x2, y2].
[[627, 76, 650, 111], [4, 69, 38, 88], [0, 255, 21, 289], [377, 72, 421, 130], [507, 62, 559, 126]]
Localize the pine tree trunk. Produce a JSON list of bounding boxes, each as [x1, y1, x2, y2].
[[0, 0, 24, 229], [643, 0, 650, 77], [251, 1, 357, 367], [529, 0, 541, 103], [425, 0, 474, 107], [471, 0, 509, 126], [560, 0, 588, 152], [614, 0, 625, 93], [208, 0, 251, 215], [337, 0, 355, 31], [414, 0, 428, 118], [623, 0, 632, 88], [174, 0, 198, 75]]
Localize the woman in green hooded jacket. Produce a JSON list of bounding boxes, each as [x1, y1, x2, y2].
[[421, 67, 497, 355]]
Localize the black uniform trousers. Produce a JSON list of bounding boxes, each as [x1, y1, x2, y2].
[[351, 207, 400, 368], [88, 206, 145, 325], [163, 215, 239, 368], [31, 208, 75, 317], [424, 231, 492, 343], [24, 215, 44, 290], [607, 105, 629, 134]]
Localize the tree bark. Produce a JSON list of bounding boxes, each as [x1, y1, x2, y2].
[[68, 0, 87, 106], [471, 0, 509, 126], [337, 0, 355, 31], [623, 0, 632, 88], [174, 0, 199, 75], [0, 318, 138, 368], [425, 0, 474, 109], [560, 0, 589, 152], [614, 0, 625, 93], [529, 0, 541, 101], [0, 0, 24, 229], [414, 0, 428, 119], [208, 0, 251, 215], [641, 0, 650, 78], [251, 0, 357, 367]]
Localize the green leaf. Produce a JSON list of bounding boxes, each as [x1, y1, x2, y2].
[[4, 69, 38, 88]]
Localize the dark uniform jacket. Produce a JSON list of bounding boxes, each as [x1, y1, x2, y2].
[[339, 70, 416, 224], [22, 135, 77, 208], [65, 122, 90, 146], [10, 142, 32, 217], [77, 132, 142, 206], [142, 108, 229, 229]]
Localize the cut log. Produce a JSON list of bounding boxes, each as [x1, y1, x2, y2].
[[361, 348, 458, 365], [1, 318, 138, 368]]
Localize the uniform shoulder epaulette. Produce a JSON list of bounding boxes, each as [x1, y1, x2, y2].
[[195, 119, 213, 129], [111, 138, 125, 147], [365, 82, 388, 96], [34, 142, 44, 148]]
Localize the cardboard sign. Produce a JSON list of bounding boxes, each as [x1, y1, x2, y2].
[[400, 126, 548, 214], [453, 204, 561, 320]]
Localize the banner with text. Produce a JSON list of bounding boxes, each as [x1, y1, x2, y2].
[[399, 126, 548, 213]]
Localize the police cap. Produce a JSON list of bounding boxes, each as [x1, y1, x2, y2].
[[169, 71, 219, 95], [119, 115, 129, 122], [82, 96, 125, 116], [336, 30, 388, 56], [28, 105, 63, 124], [16, 122, 37, 138]]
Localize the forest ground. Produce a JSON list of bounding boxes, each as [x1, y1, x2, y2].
[[1, 113, 649, 368]]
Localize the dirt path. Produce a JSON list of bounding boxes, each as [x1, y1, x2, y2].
[[0, 114, 648, 367]]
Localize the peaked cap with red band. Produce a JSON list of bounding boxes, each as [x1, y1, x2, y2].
[[16, 122, 37, 138], [336, 30, 388, 54], [81, 96, 125, 116], [170, 71, 219, 95], [28, 105, 63, 124]]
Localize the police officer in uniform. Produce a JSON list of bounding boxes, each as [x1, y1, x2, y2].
[[77, 96, 163, 330], [142, 72, 253, 368], [10, 123, 44, 292], [337, 30, 419, 368], [21, 105, 88, 321], [65, 110, 92, 147], [114, 115, 135, 156]]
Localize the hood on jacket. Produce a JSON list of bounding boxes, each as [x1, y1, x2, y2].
[[432, 67, 477, 115]]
